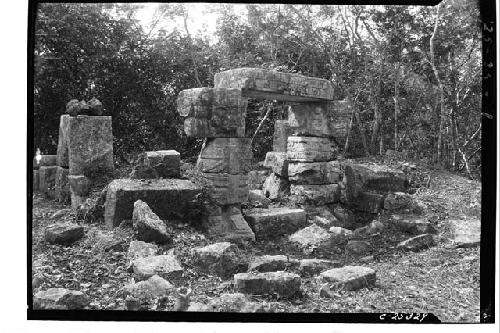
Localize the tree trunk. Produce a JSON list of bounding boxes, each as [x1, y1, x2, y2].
[[394, 62, 401, 152], [370, 62, 383, 153]]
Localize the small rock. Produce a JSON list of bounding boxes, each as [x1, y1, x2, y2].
[[50, 208, 71, 219], [298, 259, 341, 277], [34, 288, 89, 309], [359, 255, 374, 263], [132, 200, 172, 244], [88, 97, 104, 116], [93, 233, 125, 252], [210, 293, 249, 312], [127, 240, 159, 265], [248, 255, 293, 273], [66, 99, 80, 116], [122, 275, 174, 300], [132, 254, 183, 281], [352, 220, 384, 238], [290, 224, 347, 253], [44, 222, 84, 245], [243, 207, 307, 241], [191, 242, 247, 279], [319, 266, 376, 291], [234, 271, 301, 298], [345, 240, 371, 255], [397, 234, 436, 251], [248, 189, 271, 208]]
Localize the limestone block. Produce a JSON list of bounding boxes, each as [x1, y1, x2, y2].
[[233, 271, 301, 297], [57, 115, 71, 167], [327, 99, 352, 141], [201, 173, 248, 205], [289, 224, 348, 254], [68, 175, 90, 196], [263, 152, 288, 177], [44, 222, 84, 245], [39, 166, 58, 195], [64, 116, 113, 175], [191, 242, 248, 279], [146, 150, 180, 178], [248, 255, 296, 273], [55, 166, 70, 204], [131, 254, 183, 281], [287, 136, 336, 162], [247, 170, 269, 190], [34, 288, 89, 310], [319, 266, 376, 291], [214, 68, 335, 102], [273, 120, 292, 152], [288, 161, 341, 185], [104, 179, 202, 227], [177, 88, 247, 138], [290, 184, 340, 205], [243, 207, 307, 240], [288, 102, 332, 137], [132, 200, 173, 244], [197, 138, 252, 174], [349, 191, 385, 214], [262, 173, 289, 200], [205, 205, 255, 243]]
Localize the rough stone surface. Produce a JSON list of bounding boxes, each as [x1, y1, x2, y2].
[[327, 100, 352, 142], [104, 178, 202, 227], [192, 242, 247, 279], [45, 222, 84, 245], [55, 166, 70, 203], [332, 205, 357, 229], [234, 271, 301, 297], [344, 163, 408, 200], [68, 175, 90, 196], [248, 255, 292, 273], [384, 192, 426, 214], [34, 154, 57, 169], [88, 97, 104, 116], [132, 254, 183, 281], [247, 170, 269, 190], [298, 259, 341, 277], [248, 189, 271, 208], [127, 241, 159, 265], [33, 288, 90, 310], [201, 173, 248, 205], [205, 205, 256, 243], [390, 215, 437, 235], [146, 150, 180, 178], [319, 266, 376, 291], [287, 136, 336, 162], [93, 232, 125, 252], [288, 161, 341, 185], [448, 219, 480, 248], [345, 240, 371, 255], [63, 116, 114, 175], [262, 173, 289, 200], [197, 138, 252, 174], [273, 120, 292, 152], [290, 184, 340, 205], [352, 220, 385, 238], [33, 170, 40, 192], [57, 115, 71, 167], [132, 200, 172, 244], [397, 234, 436, 251], [349, 191, 385, 213], [177, 88, 247, 138], [122, 275, 173, 300], [289, 224, 348, 253], [263, 152, 288, 177], [39, 166, 58, 195], [288, 102, 333, 137], [214, 68, 335, 102], [312, 215, 339, 229], [66, 99, 81, 116], [243, 207, 307, 240]]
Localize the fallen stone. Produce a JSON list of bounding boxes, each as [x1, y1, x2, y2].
[[65, 116, 114, 175], [289, 224, 348, 253], [247, 170, 269, 190], [210, 293, 248, 312], [145, 150, 180, 178], [234, 271, 301, 297], [214, 68, 335, 102], [262, 173, 289, 200], [104, 178, 202, 227], [319, 266, 376, 291], [262, 153, 287, 178], [132, 254, 183, 281], [290, 184, 340, 205], [344, 163, 408, 200], [287, 136, 336, 162], [345, 240, 371, 255], [288, 161, 341, 185], [205, 205, 255, 243], [397, 234, 436, 251], [352, 220, 385, 238], [88, 97, 104, 116], [390, 215, 437, 235], [124, 295, 142, 311], [332, 205, 357, 229], [243, 207, 307, 240], [56, 115, 71, 167], [298, 259, 341, 277], [122, 275, 174, 300], [132, 200, 172, 244], [248, 255, 293, 273], [448, 219, 480, 248], [33, 288, 90, 310], [191, 242, 247, 279], [39, 166, 58, 195], [288, 102, 333, 137], [127, 240, 159, 265], [55, 166, 70, 203], [177, 88, 247, 138], [93, 232, 125, 252], [201, 173, 248, 205], [248, 189, 271, 208], [329, 226, 354, 239], [273, 120, 292, 152], [197, 138, 252, 174], [349, 191, 385, 213], [45, 222, 84, 245]]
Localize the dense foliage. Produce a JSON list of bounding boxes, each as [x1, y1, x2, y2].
[[32, 2, 482, 176]]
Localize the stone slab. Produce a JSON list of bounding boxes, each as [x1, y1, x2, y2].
[[263, 152, 288, 177], [197, 138, 252, 174], [201, 173, 248, 205], [288, 161, 341, 185], [233, 271, 301, 297], [287, 136, 336, 162], [319, 266, 376, 291], [214, 68, 335, 102], [273, 120, 292, 152], [104, 178, 202, 227], [390, 215, 437, 235], [243, 207, 307, 241], [290, 184, 340, 205], [288, 102, 333, 137], [146, 150, 180, 178]]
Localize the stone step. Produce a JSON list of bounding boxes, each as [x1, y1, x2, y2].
[[319, 266, 376, 291], [214, 68, 335, 102], [104, 179, 202, 227], [243, 207, 307, 241], [197, 138, 252, 174], [233, 271, 301, 297]]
